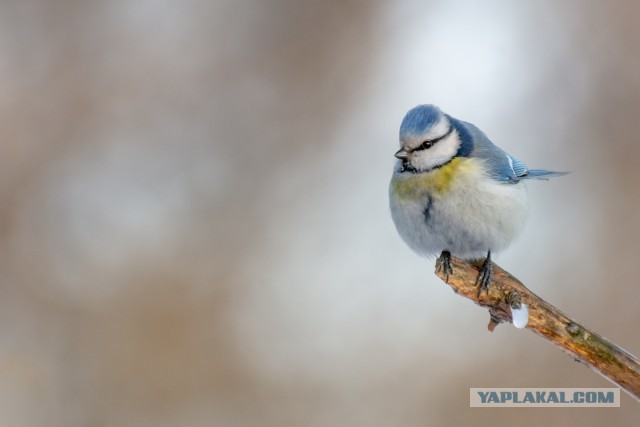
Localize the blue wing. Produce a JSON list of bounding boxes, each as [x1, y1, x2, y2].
[[509, 155, 528, 177], [452, 119, 567, 183]]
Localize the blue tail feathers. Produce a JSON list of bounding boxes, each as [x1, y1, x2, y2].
[[523, 169, 570, 180]]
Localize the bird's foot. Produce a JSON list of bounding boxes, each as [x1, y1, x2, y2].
[[475, 250, 492, 296], [436, 250, 453, 283]]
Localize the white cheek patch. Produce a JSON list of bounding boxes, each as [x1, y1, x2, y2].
[[410, 132, 460, 171], [511, 303, 529, 329]]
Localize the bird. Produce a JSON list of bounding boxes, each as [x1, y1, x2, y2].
[[389, 104, 566, 294]]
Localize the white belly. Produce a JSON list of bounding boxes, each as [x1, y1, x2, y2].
[[389, 164, 528, 259]]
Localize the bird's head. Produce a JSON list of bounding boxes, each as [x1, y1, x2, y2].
[[395, 105, 460, 173]]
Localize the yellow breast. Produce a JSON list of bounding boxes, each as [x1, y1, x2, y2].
[[390, 157, 479, 200]]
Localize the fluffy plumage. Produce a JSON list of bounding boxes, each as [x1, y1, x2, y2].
[[389, 105, 566, 260]]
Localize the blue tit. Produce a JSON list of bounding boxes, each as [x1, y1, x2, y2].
[[389, 104, 566, 293]]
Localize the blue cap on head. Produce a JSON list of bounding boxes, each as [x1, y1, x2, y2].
[[399, 104, 443, 137]]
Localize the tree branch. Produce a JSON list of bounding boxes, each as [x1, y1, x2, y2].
[[435, 255, 640, 402]]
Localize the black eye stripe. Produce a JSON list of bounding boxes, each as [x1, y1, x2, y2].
[[413, 125, 454, 151], [417, 140, 432, 150]]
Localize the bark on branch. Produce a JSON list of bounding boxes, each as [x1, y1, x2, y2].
[[435, 255, 640, 402]]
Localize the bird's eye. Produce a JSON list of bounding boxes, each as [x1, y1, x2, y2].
[[418, 140, 433, 150]]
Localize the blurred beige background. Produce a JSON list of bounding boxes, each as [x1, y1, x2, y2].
[[1, 0, 640, 425]]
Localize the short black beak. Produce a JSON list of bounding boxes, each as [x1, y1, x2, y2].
[[394, 149, 409, 160]]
